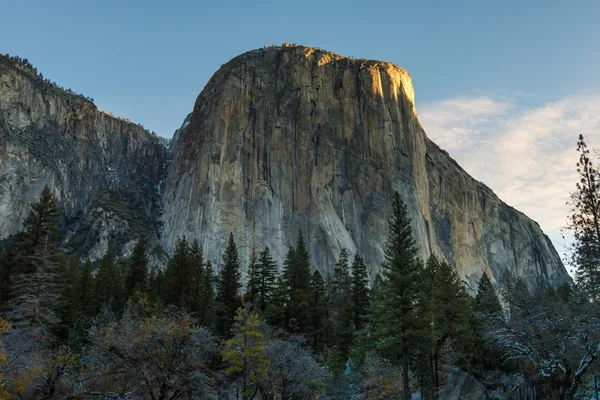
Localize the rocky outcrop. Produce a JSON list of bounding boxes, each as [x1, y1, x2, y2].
[[161, 45, 569, 287], [0, 55, 167, 260]]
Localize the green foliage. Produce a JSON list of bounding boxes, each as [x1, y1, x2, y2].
[[309, 270, 327, 353], [222, 307, 268, 399], [282, 233, 312, 334], [216, 233, 242, 336], [198, 260, 215, 328], [258, 246, 278, 312], [567, 134, 600, 301], [245, 250, 261, 308], [8, 185, 63, 328], [163, 236, 190, 309], [125, 240, 148, 298], [350, 253, 369, 331], [369, 192, 422, 400], [472, 272, 504, 373], [94, 243, 124, 312]]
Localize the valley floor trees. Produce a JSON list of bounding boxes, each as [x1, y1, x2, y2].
[[0, 179, 595, 399]]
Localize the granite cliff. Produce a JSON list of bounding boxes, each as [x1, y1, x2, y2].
[[0, 54, 167, 261], [0, 46, 570, 288], [162, 45, 569, 288]]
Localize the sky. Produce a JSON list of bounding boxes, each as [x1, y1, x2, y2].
[[1, 0, 599, 272]]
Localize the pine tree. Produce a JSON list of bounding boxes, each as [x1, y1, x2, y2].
[[350, 254, 369, 331], [125, 240, 148, 299], [53, 256, 82, 343], [282, 233, 312, 333], [265, 274, 287, 328], [475, 272, 502, 316], [369, 192, 422, 400], [222, 307, 269, 400], [79, 260, 95, 317], [94, 243, 124, 312], [163, 236, 190, 309], [188, 239, 204, 313], [329, 249, 353, 364], [309, 270, 327, 353], [257, 246, 277, 312], [216, 233, 242, 336], [198, 260, 215, 327], [0, 246, 15, 312], [473, 272, 504, 372], [245, 250, 261, 308], [8, 186, 63, 328], [427, 256, 474, 387], [567, 134, 600, 300]]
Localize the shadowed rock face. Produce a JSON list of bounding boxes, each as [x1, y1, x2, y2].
[[0, 55, 167, 261], [161, 45, 569, 288]]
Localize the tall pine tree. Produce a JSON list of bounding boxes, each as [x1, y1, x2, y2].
[[188, 239, 205, 313], [567, 134, 600, 300], [245, 250, 261, 308], [350, 253, 369, 331], [216, 233, 242, 336], [125, 240, 148, 299], [257, 246, 277, 312], [198, 260, 215, 327], [369, 192, 422, 400], [94, 243, 124, 312], [9, 186, 63, 328], [309, 270, 327, 353], [282, 233, 312, 333], [163, 236, 190, 309]]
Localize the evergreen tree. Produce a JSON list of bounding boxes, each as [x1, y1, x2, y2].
[[245, 250, 261, 308], [94, 243, 124, 312], [369, 192, 422, 400], [473, 272, 504, 372], [475, 272, 502, 316], [188, 239, 205, 314], [309, 270, 327, 353], [125, 240, 148, 299], [148, 267, 165, 306], [198, 260, 215, 327], [188, 239, 205, 313], [282, 233, 312, 333], [567, 135, 600, 300], [14, 186, 61, 254], [350, 254, 369, 331], [222, 307, 269, 400], [53, 256, 81, 344], [427, 256, 474, 387], [265, 274, 287, 328], [163, 236, 190, 309], [79, 260, 95, 317], [332, 249, 352, 314], [216, 233, 242, 336], [329, 249, 354, 365], [8, 186, 63, 328], [0, 245, 14, 312], [257, 246, 277, 312]]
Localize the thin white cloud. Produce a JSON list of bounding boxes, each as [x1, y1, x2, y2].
[[420, 94, 600, 267]]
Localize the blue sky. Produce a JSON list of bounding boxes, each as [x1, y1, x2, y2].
[[2, 0, 599, 272]]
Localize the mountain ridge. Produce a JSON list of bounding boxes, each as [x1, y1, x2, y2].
[[0, 46, 570, 289]]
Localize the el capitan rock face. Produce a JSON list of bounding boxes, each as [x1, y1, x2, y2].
[[161, 45, 569, 288], [0, 46, 570, 288]]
